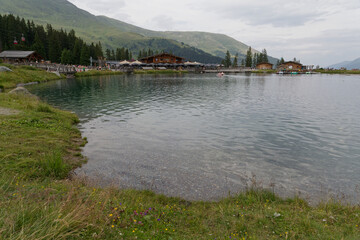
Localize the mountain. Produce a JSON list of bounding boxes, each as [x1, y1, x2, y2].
[[327, 58, 360, 70], [0, 0, 277, 63]]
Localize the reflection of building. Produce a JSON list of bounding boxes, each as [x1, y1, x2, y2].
[[256, 62, 273, 70], [140, 53, 184, 64], [0, 51, 43, 63], [278, 61, 303, 71]]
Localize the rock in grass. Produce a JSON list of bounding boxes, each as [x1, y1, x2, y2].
[[9, 87, 37, 98], [0, 66, 12, 72]]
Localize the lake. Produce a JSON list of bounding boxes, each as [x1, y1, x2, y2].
[[28, 73, 360, 202]]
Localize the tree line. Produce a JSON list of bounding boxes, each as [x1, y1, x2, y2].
[[0, 14, 103, 65], [222, 48, 269, 68]]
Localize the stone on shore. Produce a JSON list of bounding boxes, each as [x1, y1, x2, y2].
[[0, 66, 12, 72], [9, 87, 38, 98]]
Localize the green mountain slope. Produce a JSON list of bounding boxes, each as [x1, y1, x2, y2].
[[96, 15, 250, 58], [0, 0, 276, 63]]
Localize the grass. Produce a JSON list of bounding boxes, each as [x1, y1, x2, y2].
[[251, 69, 277, 74], [75, 70, 125, 78], [0, 64, 65, 90], [0, 94, 360, 239], [315, 69, 360, 74]]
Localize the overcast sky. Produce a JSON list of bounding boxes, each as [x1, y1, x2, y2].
[[68, 0, 360, 66]]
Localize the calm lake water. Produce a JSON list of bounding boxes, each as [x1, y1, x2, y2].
[[28, 73, 360, 202]]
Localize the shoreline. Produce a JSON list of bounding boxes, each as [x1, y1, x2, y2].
[[1, 71, 360, 239]]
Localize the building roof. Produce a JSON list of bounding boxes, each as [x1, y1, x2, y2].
[[140, 53, 184, 61], [0, 51, 36, 58], [283, 61, 302, 66]]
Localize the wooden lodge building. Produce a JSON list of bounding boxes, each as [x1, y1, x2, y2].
[[140, 53, 184, 64], [256, 62, 273, 70], [277, 61, 303, 71], [0, 51, 43, 63]]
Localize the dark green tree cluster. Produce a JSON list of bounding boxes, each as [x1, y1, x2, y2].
[[0, 14, 103, 65], [221, 51, 239, 68], [105, 47, 133, 61], [137, 48, 154, 59], [245, 47, 269, 67]]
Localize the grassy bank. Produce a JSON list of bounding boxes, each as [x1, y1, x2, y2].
[[251, 69, 277, 74], [1, 93, 360, 239], [315, 69, 360, 74], [0, 64, 64, 90], [75, 69, 125, 78], [134, 69, 189, 74]]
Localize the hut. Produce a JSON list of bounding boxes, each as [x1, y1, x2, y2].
[[140, 53, 184, 64], [256, 62, 273, 70], [0, 50, 43, 63], [278, 61, 303, 71]]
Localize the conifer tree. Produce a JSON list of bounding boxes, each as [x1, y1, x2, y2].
[[80, 44, 90, 65], [262, 49, 269, 63], [245, 47, 253, 67], [224, 50, 232, 68], [72, 39, 82, 64], [31, 32, 46, 59], [232, 53, 238, 67]]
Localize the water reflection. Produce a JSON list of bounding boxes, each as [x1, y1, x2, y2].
[[29, 73, 360, 202]]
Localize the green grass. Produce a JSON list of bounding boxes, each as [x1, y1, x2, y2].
[[315, 69, 360, 74], [75, 70, 125, 78], [0, 64, 64, 90], [0, 94, 360, 239], [251, 69, 277, 74]]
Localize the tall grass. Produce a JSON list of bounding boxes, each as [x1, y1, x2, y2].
[[39, 150, 70, 179]]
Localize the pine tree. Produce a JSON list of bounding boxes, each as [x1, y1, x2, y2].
[[245, 47, 253, 67], [48, 32, 61, 63], [80, 44, 90, 65], [72, 39, 82, 64], [253, 53, 258, 67], [232, 53, 238, 67], [95, 42, 103, 59], [61, 49, 72, 64], [125, 49, 129, 60], [262, 49, 269, 63], [31, 32, 46, 59], [106, 49, 111, 60], [241, 59, 245, 66], [224, 50, 232, 68]]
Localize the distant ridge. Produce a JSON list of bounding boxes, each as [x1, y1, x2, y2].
[[327, 58, 360, 70], [0, 0, 277, 63]]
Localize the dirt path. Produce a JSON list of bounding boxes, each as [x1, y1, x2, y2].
[[0, 106, 20, 116]]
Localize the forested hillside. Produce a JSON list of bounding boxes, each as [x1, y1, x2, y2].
[[0, 14, 103, 65]]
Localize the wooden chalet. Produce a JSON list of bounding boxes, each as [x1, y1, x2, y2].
[[256, 62, 273, 70], [0, 51, 43, 63], [140, 53, 184, 64], [278, 61, 303, 71]]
